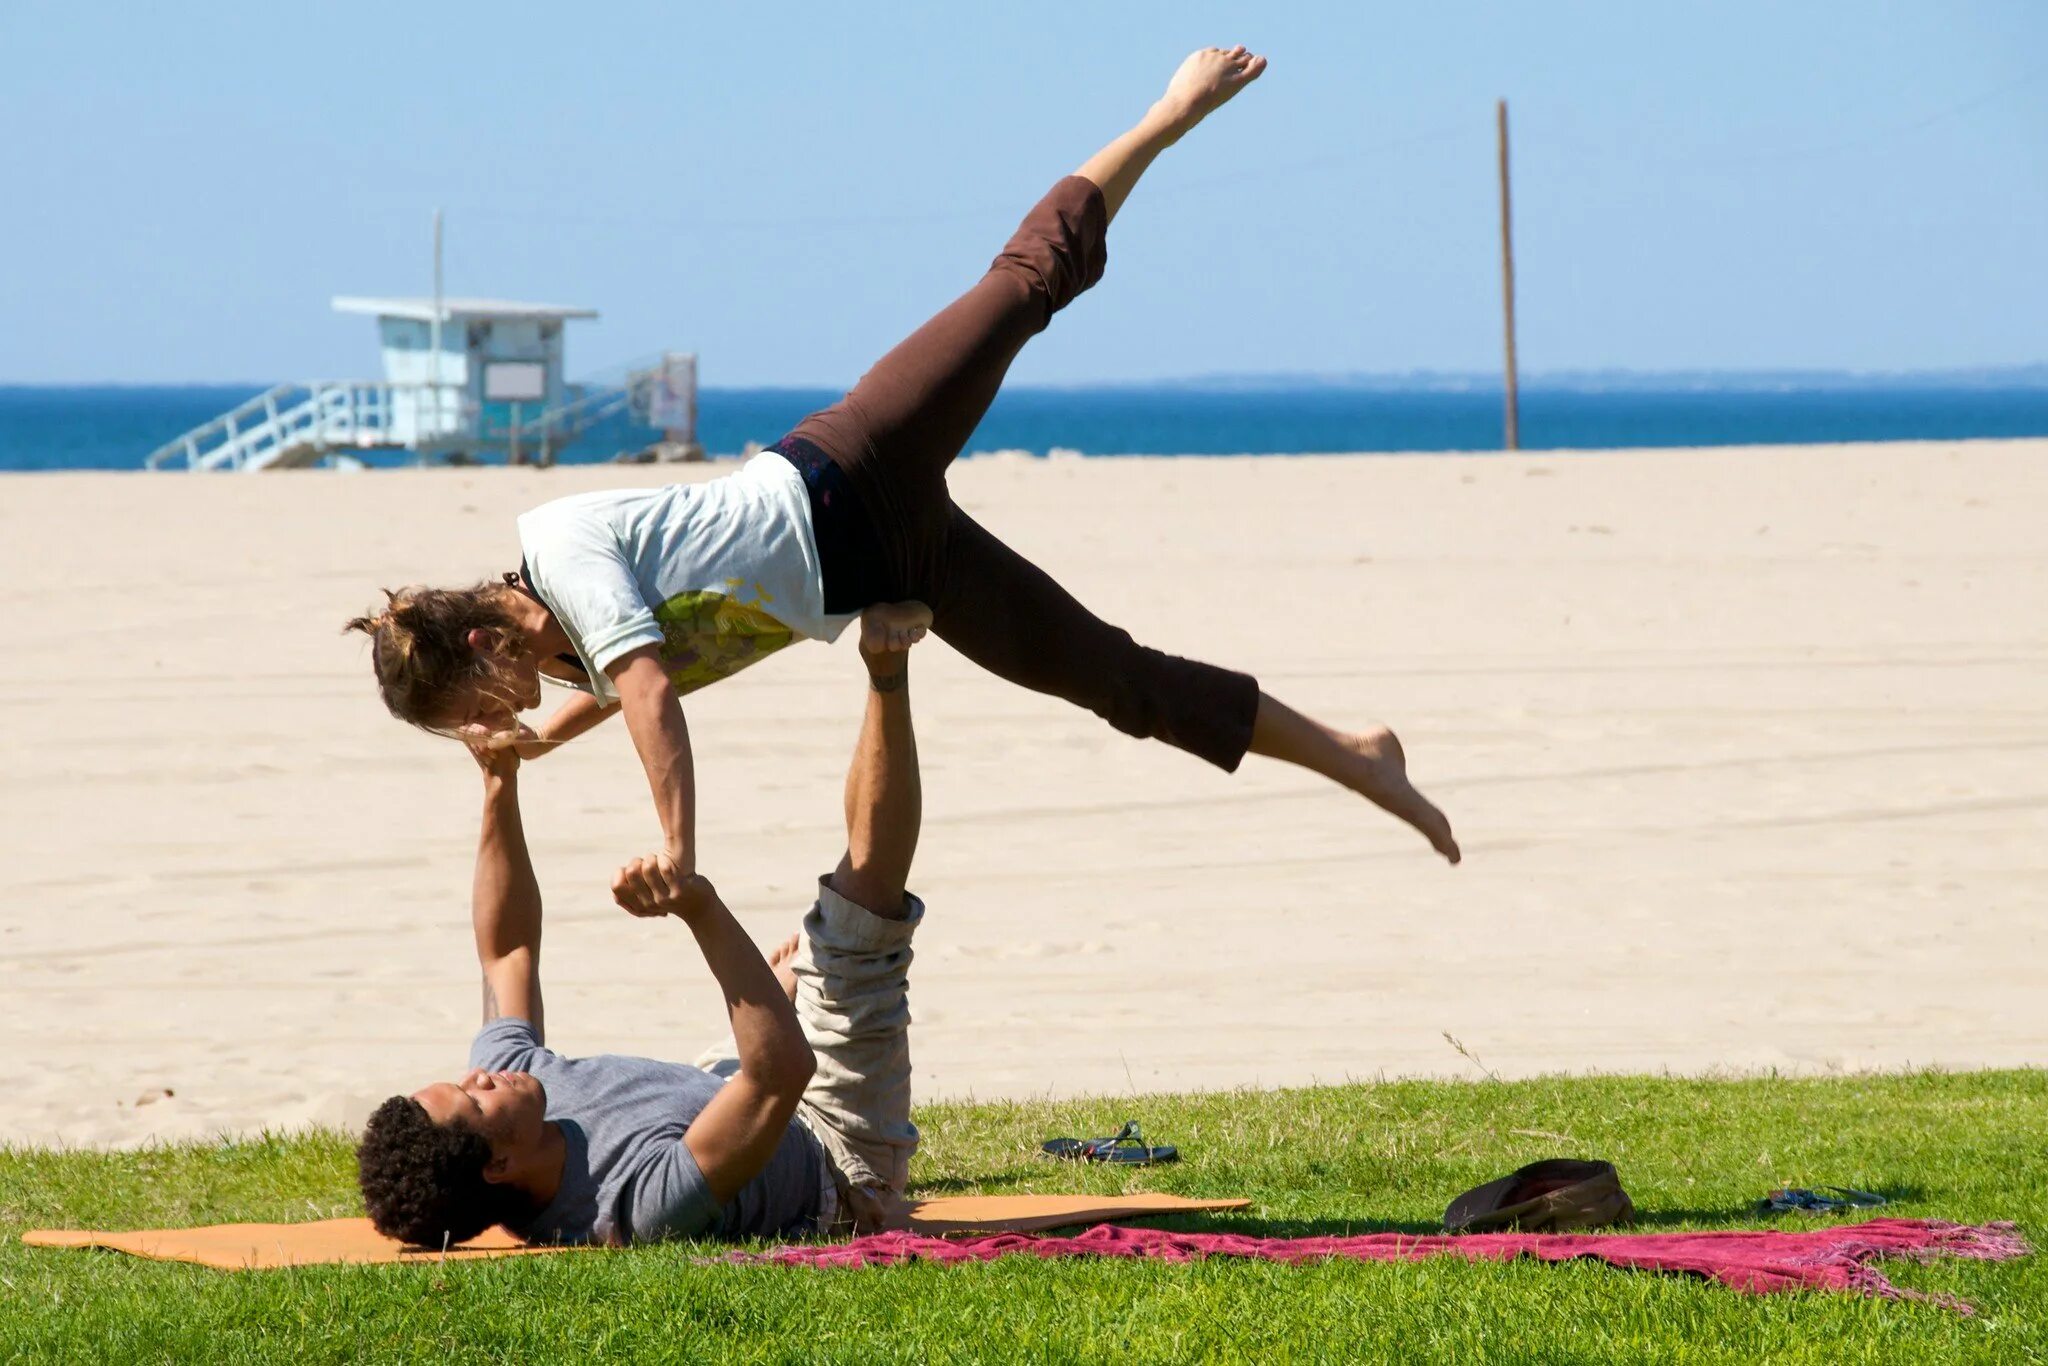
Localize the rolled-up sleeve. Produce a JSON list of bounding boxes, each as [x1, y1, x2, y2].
[[469, 1017, 545, 1072], [519, 506, 664, 699], [617, 1141, 721, 1243]]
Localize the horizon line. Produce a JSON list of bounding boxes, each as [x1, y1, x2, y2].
[[5, 362, 2047, 393]]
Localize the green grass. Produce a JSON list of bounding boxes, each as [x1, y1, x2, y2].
[[2, 1071, 2042, 1363]]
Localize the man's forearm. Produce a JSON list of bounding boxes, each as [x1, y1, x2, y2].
[[678, 889, 812, 1088], [475, 774, 541, 956], [650, 871, 815, 1204], [474, 769, 544, 1030]]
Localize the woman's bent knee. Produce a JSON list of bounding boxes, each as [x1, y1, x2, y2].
[[994, 177, 1108, 318]]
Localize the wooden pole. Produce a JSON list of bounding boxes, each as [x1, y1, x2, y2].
[[1496, 99, 1520, 451]]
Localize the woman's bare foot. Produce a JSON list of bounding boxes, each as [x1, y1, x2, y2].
[[1248, 693, 1461, 865], [1158, 45, 1268, 131], [768, 932, 801, 1004], [1342, 726, 1462, 866], [1076, 46, 1269, 225], [861, 601, 931, 656]]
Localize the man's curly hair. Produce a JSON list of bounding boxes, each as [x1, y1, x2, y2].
[[357, 1095, 521, 1247]]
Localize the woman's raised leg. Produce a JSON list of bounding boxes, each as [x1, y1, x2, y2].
[[930, 509, 1460, 865], [1246, 695, 1461, 864], [785, 47, 1268, 595], [1080, 45, 1268, 223]]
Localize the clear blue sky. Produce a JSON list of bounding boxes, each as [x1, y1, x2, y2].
[[2, 2, 2042, 385]]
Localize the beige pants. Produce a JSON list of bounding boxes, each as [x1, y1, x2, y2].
[[697, 876, 921, 1234]]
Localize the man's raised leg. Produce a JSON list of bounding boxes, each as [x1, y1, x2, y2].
[[789, 609, 929, 1231]]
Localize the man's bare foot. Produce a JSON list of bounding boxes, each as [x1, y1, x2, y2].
[[1158, 45, 1268, 131], [768, 932, 800, 1004], [861, 601, 930, 656], [1344, 726, 1462, 865]]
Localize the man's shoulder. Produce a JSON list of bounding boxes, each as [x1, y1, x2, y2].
[[576, 1051, 725, 1099], [468, 1016, 548, 1072]]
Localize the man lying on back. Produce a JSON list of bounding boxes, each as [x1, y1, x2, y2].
[[356, 606, 929, 1244]]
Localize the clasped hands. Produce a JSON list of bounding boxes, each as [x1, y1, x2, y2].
[[611, 850, 718, 922]]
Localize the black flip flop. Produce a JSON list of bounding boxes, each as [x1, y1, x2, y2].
[[1041, 1120, 1179, 1165]]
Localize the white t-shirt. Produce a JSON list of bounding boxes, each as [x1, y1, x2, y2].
[[517, 452, 857, 704]]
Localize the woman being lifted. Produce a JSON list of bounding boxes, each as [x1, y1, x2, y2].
[[347, 46, 1460, 891]]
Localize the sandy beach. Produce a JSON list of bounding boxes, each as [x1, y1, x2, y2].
[[2, 439, 2042, 1147]]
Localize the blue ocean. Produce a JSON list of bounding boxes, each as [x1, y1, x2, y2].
[[3, 380, 2046, 472]]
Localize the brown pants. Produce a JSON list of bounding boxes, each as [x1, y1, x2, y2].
[[787, 176, 1260, 772]]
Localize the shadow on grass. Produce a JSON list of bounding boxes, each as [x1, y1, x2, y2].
[[1009, 1206, 1918, 1241], [1613, 1206, 1778, 1230], [899, 1180, 1931, 1240], [1164, 1214, 1446, 1237], [907, 1170, 1046, 1196], [1180, 1191, 1930, 1239]]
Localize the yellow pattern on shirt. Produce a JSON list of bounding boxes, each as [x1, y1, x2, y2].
[[651, 583, 794, 695]]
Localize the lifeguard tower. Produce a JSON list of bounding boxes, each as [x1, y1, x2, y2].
[[333, 295, 596, 459], [146, 298, 699, 471]]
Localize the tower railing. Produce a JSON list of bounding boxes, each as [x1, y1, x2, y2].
[[144, 381, 474, 470], [143, 355, 691, 470]]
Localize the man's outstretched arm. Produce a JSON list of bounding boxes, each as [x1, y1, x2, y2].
[[472, 746, 544, 1036], [611, 864, 814, 1205], [830, 604, 927, 917]]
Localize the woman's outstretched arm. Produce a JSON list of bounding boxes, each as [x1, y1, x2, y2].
[[608, 647, 699, 879], [516, 689, 619, 759]]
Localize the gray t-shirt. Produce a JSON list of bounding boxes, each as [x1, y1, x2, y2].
[[469, 1018, 824, 1245]]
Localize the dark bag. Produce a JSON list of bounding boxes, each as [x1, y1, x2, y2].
[[1444, 1159, 1634, 1233]]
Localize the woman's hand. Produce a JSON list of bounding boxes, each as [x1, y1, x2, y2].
[[459, 721, 539, 761], [511, 725, 554, 762], [461, 725, 523, 782]]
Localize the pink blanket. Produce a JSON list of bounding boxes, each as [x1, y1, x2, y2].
[[736, 1218, 2027, 1313]]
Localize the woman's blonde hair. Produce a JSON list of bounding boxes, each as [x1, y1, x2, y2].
[[344, 581, 525, 732]]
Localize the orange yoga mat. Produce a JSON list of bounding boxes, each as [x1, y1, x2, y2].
[[20, 1194, 1250, 1271]]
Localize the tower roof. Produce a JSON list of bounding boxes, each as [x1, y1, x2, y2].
[[332, 296, 598, 322]]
